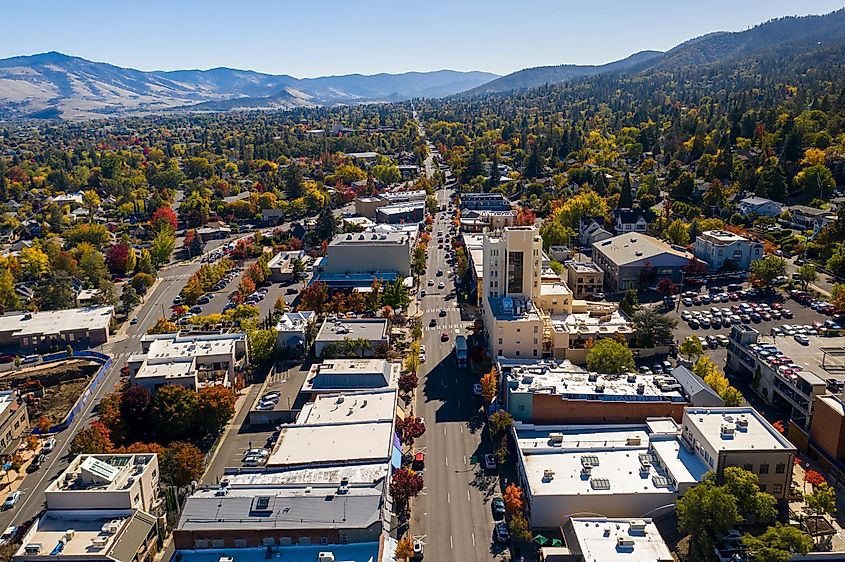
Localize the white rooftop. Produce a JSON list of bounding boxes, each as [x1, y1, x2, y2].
[[141, 332, 244, 360], [515, 422, 708, 498], [173, 543, 381, 562], [699, 229, 749, 243], [222, 462, 389, 488], [568, 518, 673, 562], [267, 421, 393, 467], [499, 359, 685, 402], [551, 310, 633, 337], [275, 311, 316, 332], [0, 391, 14, 418], [133, 356, 195, 380], [297, 389, 396, 425], [0, 306, 113, 337], [682, 407, 794, 452]]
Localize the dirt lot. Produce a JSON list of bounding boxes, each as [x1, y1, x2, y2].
[[0, 360, 99, 426]]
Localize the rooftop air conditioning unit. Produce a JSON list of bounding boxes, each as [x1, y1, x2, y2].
[[626, 436, 641, 446], [543, 469, 555, 480], [594, 384, 605, 393], [91, 537, 108, 549], [617, 536, 635, 547], [318, 553, 336, 562], [721, 424, 735, 436], [736, 416, 749, 428], [65, 530, 75, 541], [587, 373, 598, 382], [24, 544, 42, 555], [548, 433, 563, 444], [629, 520, 647, 532], [636, 383, 645, 394], [219, 557, 235, 562], [581, 465, 592, 475], [627, 374, 637, 383], [103, 520, 121, 534]]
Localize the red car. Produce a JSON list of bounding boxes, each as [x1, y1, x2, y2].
[[440, 331, 450, 342], [0, 355, 14, 364]]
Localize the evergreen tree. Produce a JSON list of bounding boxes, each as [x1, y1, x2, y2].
[[486, 151, 501, 191], [462, 147, 484, 184], [284, 164, 305, 200], [524, 143, 542, 179], [618, 172, 634, 209]]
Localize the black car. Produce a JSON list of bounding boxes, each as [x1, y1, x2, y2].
[[28, 454, 46, 472], [494, 522, 510, 543]]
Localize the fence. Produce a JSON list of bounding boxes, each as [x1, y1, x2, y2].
[[31, 350, 113, 434]]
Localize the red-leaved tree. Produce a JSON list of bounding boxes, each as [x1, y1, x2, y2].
[[105, 243, 131, 275], [151, 205, 178, 232], [390, 468, 424, 507]]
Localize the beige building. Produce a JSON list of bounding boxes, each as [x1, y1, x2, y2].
[[564, 261, 604, 300], [0, 391, 29, 454], [681, 407, 795, 498], [45, 454, 161, 514], [482, 226, 631, 362]]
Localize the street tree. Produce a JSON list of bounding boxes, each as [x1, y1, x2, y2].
[[480, 369, 498, 404], [805, 482, 837, 520], [488, 410, 514, 436], [161, 441, 204, 487], [796, 263, 817, 290], [69, 422, 113, 455], [631, 308, 677, 347], [390, 468, 424, 508], [197, 386, 236, 435], [743, 523, 812, 562], [151, 384, 198, 441]]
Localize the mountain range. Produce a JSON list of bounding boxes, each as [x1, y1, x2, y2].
[[0, 53, 497, 119], [1, 8, 844, 120]]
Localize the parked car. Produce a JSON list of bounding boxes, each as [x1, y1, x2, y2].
[[491, 497, 506, 519], [484, 454, 497, 470], [42, 437, 56, 453], [28, 453, 46, 472], [494, 522, 510, 543], [473, 383, 482, 396]]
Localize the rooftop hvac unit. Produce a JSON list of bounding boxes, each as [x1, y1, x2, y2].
[[617, 536, 635, 547], [627, 373, 637, 383], [587, 373, 598, 382], [594, 384, 605, 393], [91, 536, 108, 549], [629, 519, 647, 532], [736, 416, 749, 429], [24, 544, 42, 555], [219, 558, 235, 562], [64, 530, 75, 541], [102, 520, 121, 534], [581, 465, 592, 475], [636, 383, 645, 394], [720, 424, 735, 436], [626, 436, 641, 446], [318, 553, 336, 562], [543, 469, 555, 480], [548, 433, 564, 444]]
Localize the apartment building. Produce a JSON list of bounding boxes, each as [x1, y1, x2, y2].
[[44, 454, 160, 514], [483, 226, 633, 361], [680, 407, 796, 498], [128, 333, 248, 392], [0, 391, 29, 454], [564, 260, 604, 299], [693, 230, 763, 270]]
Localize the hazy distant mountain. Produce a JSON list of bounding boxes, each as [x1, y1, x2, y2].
[[0, 52, 498, 119], [462, 50, 663, 95]]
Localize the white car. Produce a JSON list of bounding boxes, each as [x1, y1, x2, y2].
[[0, 526, 17, 545], [42, 437, 56, 453], [2, 492, 21, 510]]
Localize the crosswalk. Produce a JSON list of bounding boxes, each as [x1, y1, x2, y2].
[[424, 323, 464, 332], [421, 307, 460, 315], [161, 273, 192, 281]]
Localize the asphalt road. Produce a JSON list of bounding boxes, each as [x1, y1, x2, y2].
[[410, 186, 508, 561]]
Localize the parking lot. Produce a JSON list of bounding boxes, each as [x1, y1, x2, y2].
[[669, 286, 839, 368]]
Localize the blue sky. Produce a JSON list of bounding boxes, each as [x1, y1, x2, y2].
[[2, 0, 843, 77]]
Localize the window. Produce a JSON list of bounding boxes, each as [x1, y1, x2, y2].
[[534, 326, 538, 333], [759, 464, 769, 475], [498, 338, 503, 345], [320, 537, 328, 545], [533, 349, 537, 357], [773, 484, 783, 494], [775, 463, 785, 474]]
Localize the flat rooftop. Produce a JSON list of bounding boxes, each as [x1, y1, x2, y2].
[[268, 421, 393, 467], [316, 319, 389, 342], [552, 309, 633, 336], [699, 230, 749, 244], [303, 360, 399, 392], [17, 509, 154, 558], [567, 518, 673, 562], [565, 261, 604, 274], [0, 306, 113, 337], [752, 333, 845, 384], [141, 333, 245, 360], [179, 486, 383, 532], [499, 359, 686, 402], [329, 231, 410, 246], [173, 543, 381, 562], [133, 356, 195, 380], [515, 422, 707, 498], [683, 407, 794, 452], [488, 296, 542, 322], [47, 454, 156, 493], [0, 391, 14, 418], [223, 462, 389, 488], [297, 390, 397, 425], [593, 234, 690, 266]]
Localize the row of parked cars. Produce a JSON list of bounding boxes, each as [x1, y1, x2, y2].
[[790, 290, 838, 316], [682, 301, 794, 330], [255, 391, 281, 411]]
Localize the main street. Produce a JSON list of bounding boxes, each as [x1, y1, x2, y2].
[[409, 132, 507, 558]]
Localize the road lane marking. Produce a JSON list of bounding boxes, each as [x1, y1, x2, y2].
[[450, 536, 453, 550], [467, 490, 471, 502], [472, 532, 476, 546], [447, 492, 450, 504], [445, 456, 448, 467], [463, 455, 467, 464]]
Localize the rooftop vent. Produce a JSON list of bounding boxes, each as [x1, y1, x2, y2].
[[318, 554, 336, 562], [736, 416, 749, 429], [720, 424, 735, 437], [626, 436, 641, 446], [617, 536, 635, 548], [24, 545, 42, 555], [543, 469, 555, 481], [629, 520, 647, 533], [91, 536, 108, 549], [219, 557, 235, 562], [548, 433, 564, 444], [588, 373, 598, 382]]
